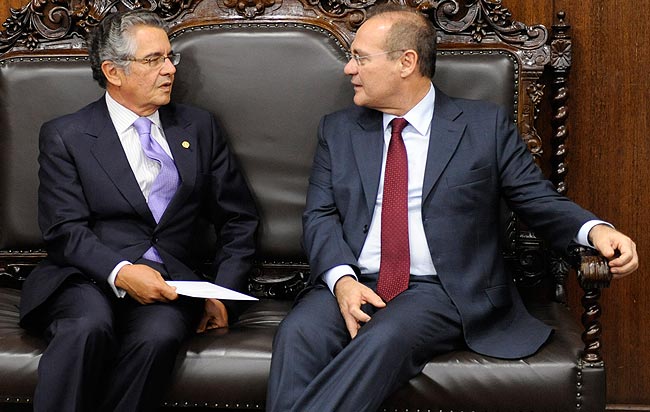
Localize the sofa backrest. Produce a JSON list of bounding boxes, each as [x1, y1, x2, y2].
[[0, 1, 566, 294]]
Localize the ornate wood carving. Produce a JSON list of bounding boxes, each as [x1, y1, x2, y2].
[[549, 250, 569, 303], [1, 0, 550, 57], [550, 11, 571, 196], [520, 82, 544, 161], [416, 0, 547, 48], [509, 230, 545, 288], [222, 0, 281, 19], [0, 0, 201, 54], [249, 263, 308, 298], [0, 250, 45, 288], [0, 250, 309, 298]]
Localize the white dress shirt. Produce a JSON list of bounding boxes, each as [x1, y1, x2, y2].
[[104, 92, 174, 297], [322, 83, 608, 294]]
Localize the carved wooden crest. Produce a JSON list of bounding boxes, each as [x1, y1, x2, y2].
[[1, 0, 549, 55], [0, 0, 202, 54]]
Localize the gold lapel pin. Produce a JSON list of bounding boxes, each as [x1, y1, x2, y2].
[[181, 140, 190, 149]]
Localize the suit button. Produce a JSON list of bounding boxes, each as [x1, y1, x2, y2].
[[362, 225, 369, 234], [152, 237, 159, 244]]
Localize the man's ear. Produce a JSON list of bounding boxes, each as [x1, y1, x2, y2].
[[399, 50, 419, 78], [101, 60, 123, 87]]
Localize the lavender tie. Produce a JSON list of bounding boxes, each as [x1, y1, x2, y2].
[[132, 117, 180, 262]]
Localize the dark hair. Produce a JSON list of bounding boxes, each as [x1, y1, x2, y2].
[[367, 4, 437, 79], [87, 10, 167, 88]]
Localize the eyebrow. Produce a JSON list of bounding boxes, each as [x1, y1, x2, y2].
[[138, 50, 173, 59], [350, 46, 375, 56]]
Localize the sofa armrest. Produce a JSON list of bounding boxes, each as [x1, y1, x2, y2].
[[570, 246, 612, 365]]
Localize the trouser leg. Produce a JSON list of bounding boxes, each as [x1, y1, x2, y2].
[[100, 296, 203, 412], [268, 276, 464, 412], [31, 278, 116, 412], [266, 284, 351, 412]]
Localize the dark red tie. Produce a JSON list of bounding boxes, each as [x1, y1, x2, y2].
[[377, 117, 410, 302]]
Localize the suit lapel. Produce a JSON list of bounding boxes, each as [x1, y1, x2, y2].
[[422, 89, 466, 201], [88, 99, 154, 223], [351, 109, 384, 215], [88, 100, 198, 227]]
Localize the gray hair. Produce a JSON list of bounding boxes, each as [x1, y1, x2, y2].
[[88, 10, 168, 88]]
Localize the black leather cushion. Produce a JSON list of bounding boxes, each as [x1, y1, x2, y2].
[[0, 288, 43, 399], [0, 58, 102, 248], [385, 302, 605, 411], [170, 24, 355, 261], [0, 288, 603, 410]]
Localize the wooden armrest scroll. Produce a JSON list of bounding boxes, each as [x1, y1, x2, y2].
[[573, 247, 612, 290]]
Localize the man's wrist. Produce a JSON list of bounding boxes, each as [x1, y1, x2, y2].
[[109, 261, 131, 298], [333, 275, 356, 296], [322, 265, 358, 294], [577, 220, 612, 247], [587, 223, 614, 246]]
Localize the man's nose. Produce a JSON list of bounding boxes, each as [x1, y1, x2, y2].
[[161, 56, 177, 74], [344, 59, 357, 75]]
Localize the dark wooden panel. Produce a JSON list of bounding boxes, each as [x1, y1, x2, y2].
[[556, 0, 650, 406], [508, 2, 553, 28]]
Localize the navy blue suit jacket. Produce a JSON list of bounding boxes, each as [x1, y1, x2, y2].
[[20, 97, 258, 323], [302, 88, 597, 359]]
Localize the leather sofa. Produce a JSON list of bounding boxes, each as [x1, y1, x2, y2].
[[0, 1, 611, 410]]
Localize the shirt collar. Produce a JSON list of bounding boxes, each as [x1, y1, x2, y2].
[[105, 92, 162, 134], [382, 82, 435, 136]]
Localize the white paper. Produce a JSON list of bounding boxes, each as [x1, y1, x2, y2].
[[166, 281, 258, 301]]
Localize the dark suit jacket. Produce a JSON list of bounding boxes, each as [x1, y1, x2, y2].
[[302, 88, 597, 359], [20, 97, 258, 323]]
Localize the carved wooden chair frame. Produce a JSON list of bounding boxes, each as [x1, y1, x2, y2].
[[0, 0, 611, 365]]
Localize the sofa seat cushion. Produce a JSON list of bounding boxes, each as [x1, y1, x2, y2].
[[0, 288, 601, 411], [384, 302, 604, 411], [0, 287, 291, 408], [163, 299, 291, 409]]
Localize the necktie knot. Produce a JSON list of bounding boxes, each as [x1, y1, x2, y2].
[[390, 117, 408, 137], [133, 117, 153, 137]]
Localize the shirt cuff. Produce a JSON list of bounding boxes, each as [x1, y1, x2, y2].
[[108, 261, 131, 298], [576, 220, 613, 247], [322, 265, 358, 295]]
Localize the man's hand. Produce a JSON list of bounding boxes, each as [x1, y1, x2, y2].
[[196, 298, 229, 333], [588, 224, 639, 278], [334, 276, 386, 339], [115, 264, 178, 304]]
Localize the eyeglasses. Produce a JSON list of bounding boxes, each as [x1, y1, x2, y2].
[[118, 52, 181, 69], [345, 49, 405, 66]]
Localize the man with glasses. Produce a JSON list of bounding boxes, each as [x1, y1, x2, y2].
[[267, 5, 638, 412], [19, 9, 258, 411]]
